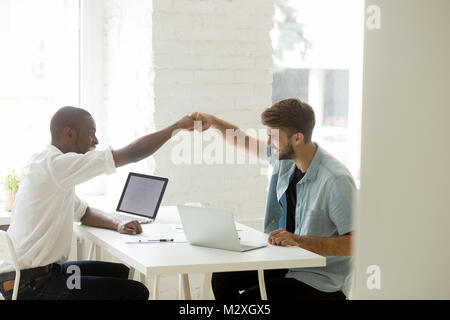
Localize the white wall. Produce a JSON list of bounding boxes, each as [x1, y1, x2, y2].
[[353, 0, 450, 299]]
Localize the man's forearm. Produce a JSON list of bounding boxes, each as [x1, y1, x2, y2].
[[80, 207, 119, 231], [125, 124, 177, 161], [210, 115, 263, 159], [295, 234, 352, 256], [113, 123, 179, 168], [210, 115, 240, 137]]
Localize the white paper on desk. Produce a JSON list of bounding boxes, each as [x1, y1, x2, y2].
[[120, 232, 187, 243]]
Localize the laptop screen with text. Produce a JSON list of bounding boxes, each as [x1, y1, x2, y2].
[[116, 173, 168, 219]]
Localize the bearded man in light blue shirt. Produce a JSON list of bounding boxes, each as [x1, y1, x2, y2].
[[192, 98, 355, 300]]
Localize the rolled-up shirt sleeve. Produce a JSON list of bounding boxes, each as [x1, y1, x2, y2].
[[327, 175, 356, 236], [73, 195, 89, 222], [49, 147, 116, 189]]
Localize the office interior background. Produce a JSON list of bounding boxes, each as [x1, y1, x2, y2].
[[0, 0, 448, 299]]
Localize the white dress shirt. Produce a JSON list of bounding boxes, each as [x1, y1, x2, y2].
[[0, 145, 116, 273]]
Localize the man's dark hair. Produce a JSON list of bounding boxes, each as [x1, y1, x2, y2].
[[50, 106, 92, 143], [261, 98, 315, 143]]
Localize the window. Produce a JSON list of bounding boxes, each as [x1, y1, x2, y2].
[[0, 0, 80, 199], [0, 0, 154, 200], [272, 0, 364, 184]]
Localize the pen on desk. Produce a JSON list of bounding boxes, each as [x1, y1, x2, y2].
[[137, 239, 174, 243]]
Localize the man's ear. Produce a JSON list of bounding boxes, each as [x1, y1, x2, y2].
[[292, 132, 305, 145], [62, 127, 76, 141]]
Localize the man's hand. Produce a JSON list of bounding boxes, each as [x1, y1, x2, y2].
[[268, 228, 298, 246], [117, 220, 143, 235], [174, 114, 196, 131], [190, 112, 214, 131]]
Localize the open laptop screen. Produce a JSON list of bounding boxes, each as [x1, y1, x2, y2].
[[116, 173, 168, 219]]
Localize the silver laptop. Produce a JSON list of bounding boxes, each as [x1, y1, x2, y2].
[[177, 205, 267, 252], [112, 172, 168, 224]]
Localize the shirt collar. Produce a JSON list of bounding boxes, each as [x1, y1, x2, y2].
[[281, 142, 323, 183], [276, 143, 323, 200], [301, 142, 323, 183], [47, 144, 63, 154]]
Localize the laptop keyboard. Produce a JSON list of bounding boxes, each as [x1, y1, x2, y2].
[[113, 212, 149, 224]]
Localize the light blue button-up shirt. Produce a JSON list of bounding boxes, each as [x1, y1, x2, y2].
[[263, 143, 355, 297]]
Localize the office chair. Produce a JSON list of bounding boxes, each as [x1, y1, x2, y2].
[[0, 230, 21, 300]]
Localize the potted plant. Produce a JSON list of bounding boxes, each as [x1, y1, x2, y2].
[[3, 169, 20, 211]]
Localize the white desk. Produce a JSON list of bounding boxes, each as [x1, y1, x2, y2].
[[73, 205, 326, 300]]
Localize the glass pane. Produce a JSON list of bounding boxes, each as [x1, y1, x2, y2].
[[271, 0, 364, 184], [0, 0, 79, 193]]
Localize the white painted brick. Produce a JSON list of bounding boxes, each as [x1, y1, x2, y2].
[[194, 70, 234, 83], [154, 96, 195, 110], [219, 56, 257, 69], [204, 84, 256, 97], [216, 0, 248, 15], [154, 70, 194, 84], [192, 96, 235, 110], [212, 108, 259, 123], [152, 40, 192, 54], [254, 2, 275, 17], [174, 27, 218, 42], [233, 69, 272, 84], [152, 54, 211, 69], [188, 42, 234, 56], [152, 0, 173, 12], [156, 160, 264, 177], [201, 14, 272, 32], [234, 96, 272, 109], [173, 0, 215, 14], [254, 84, 273, 97], [254, 55, 273, 69], [154, 54, 259, 70], [154, 83, 258, 99], [230, 43, 272, 57], [190, 42, 222, 56], [152, 24, 177, 40], [153, 12, 197, 28]]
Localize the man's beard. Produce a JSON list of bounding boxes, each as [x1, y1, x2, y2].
[[278, 142, 295, 160]]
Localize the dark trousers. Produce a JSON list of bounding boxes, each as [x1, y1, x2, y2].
[[0, 261, 149, 300], [212, 269, 346, 300]]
